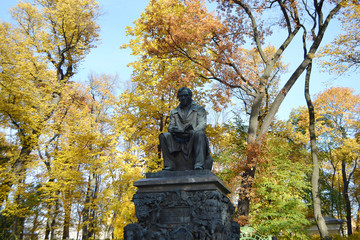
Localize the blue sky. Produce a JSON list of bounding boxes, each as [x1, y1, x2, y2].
[[1, 0, 359, 121]]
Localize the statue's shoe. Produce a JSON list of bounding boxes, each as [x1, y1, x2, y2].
[[162, 166, 174, 171]]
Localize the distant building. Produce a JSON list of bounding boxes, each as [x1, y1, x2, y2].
[[307, 217, 346, 236]]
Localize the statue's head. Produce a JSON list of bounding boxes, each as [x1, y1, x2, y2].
[[177, 87, 192, 108]]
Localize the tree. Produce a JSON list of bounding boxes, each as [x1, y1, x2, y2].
[[215, 117, 312, 237], [320, 2, 360, 74], [36, 73, 123, 240], [80, 74, 118, 240], [291, 87, 360, 236], [250, 121, 311, 238], [304, 62, 329, 238], [315, 87, 360, 235], [124, 0, 347, 224], [0, 0, 100, 237]]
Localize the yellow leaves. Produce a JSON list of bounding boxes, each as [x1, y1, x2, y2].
[[114, 78, 176, 170], [318, 2, 360, 74], [333, 138, 360, 163], [314, 87, 360, 136], [113, 202, 136, 238], [30, 74, 138, 237], [0, 21, 55, 145], [127, 0, 224, 82], [11, 2, 43, 30], [291, 87, 360, 145], [0, 1, 123, 238], [103, 151, 143, 238], [0, 0, 101, 162], [8, 0, 100, 81]]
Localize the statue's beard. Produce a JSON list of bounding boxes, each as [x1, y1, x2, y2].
[[180, 98, 191, 108]]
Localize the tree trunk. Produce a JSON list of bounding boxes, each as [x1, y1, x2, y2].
[[305, 63, 330, 239], [82, 173, 98, 240], [44, 197, 59, 240], [341, 159, 353, 235], [30, 209, 40, 239], [356, 196, 360, 232], [236, 90, 263, 225], [237, 167, 256, 222], [62, 191, 71, 240], [11, 144, 33, 240], [12, 213, 25, 240]]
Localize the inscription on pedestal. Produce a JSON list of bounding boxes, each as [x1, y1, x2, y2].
[[159, 207, 190, 224]]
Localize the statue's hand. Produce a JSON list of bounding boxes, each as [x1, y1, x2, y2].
[[169, 126, 182, 133]]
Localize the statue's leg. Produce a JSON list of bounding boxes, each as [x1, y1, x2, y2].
[[159, 133, 176, 170], [193, 131, 207, 170]]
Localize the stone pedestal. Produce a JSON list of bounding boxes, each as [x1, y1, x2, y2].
[[124, 170, 240, 240]]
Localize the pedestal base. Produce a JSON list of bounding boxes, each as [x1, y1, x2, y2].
[[124, 170, 240, 240]]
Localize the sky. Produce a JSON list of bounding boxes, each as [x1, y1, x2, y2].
[[0, 0, 359, 121]]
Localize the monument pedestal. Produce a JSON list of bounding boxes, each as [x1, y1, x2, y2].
[[124, 170, 240, 240]]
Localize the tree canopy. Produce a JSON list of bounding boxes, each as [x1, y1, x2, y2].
[[0, 0, 359, 239]]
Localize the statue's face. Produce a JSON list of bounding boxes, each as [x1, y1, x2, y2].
[[178, 90, 192, 108]]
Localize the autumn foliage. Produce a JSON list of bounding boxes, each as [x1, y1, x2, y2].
[[0, 0, 359, 239]]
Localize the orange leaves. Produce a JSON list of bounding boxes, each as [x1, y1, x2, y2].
[[142, 0, 224, 54], [128, 0, 226, 82], [124, 0, 292, 120]]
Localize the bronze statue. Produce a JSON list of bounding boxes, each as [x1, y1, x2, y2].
[[159, 87, 213, 171]]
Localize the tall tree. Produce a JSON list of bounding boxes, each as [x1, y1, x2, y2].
[[80, 73, 118, 240], [304, 62, 329, 238], [291, 87, 360, 236], [0, 0, 100, 238], [36, 73, 120, 239], [315, 87, 360, 235], [215, 118, 312, 237], [124, 0, 347, 222]]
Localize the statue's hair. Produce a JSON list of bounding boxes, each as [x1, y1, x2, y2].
[[177, 87, 192, 98]]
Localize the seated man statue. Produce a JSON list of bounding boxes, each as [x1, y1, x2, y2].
[[159, 87, 213, 171]]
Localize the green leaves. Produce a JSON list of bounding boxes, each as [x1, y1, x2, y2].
[[249, 126, 312, 238]]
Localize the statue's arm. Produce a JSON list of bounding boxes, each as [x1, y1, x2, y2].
[[168, 111, 178, 133], [194, 107, 207, 132]]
